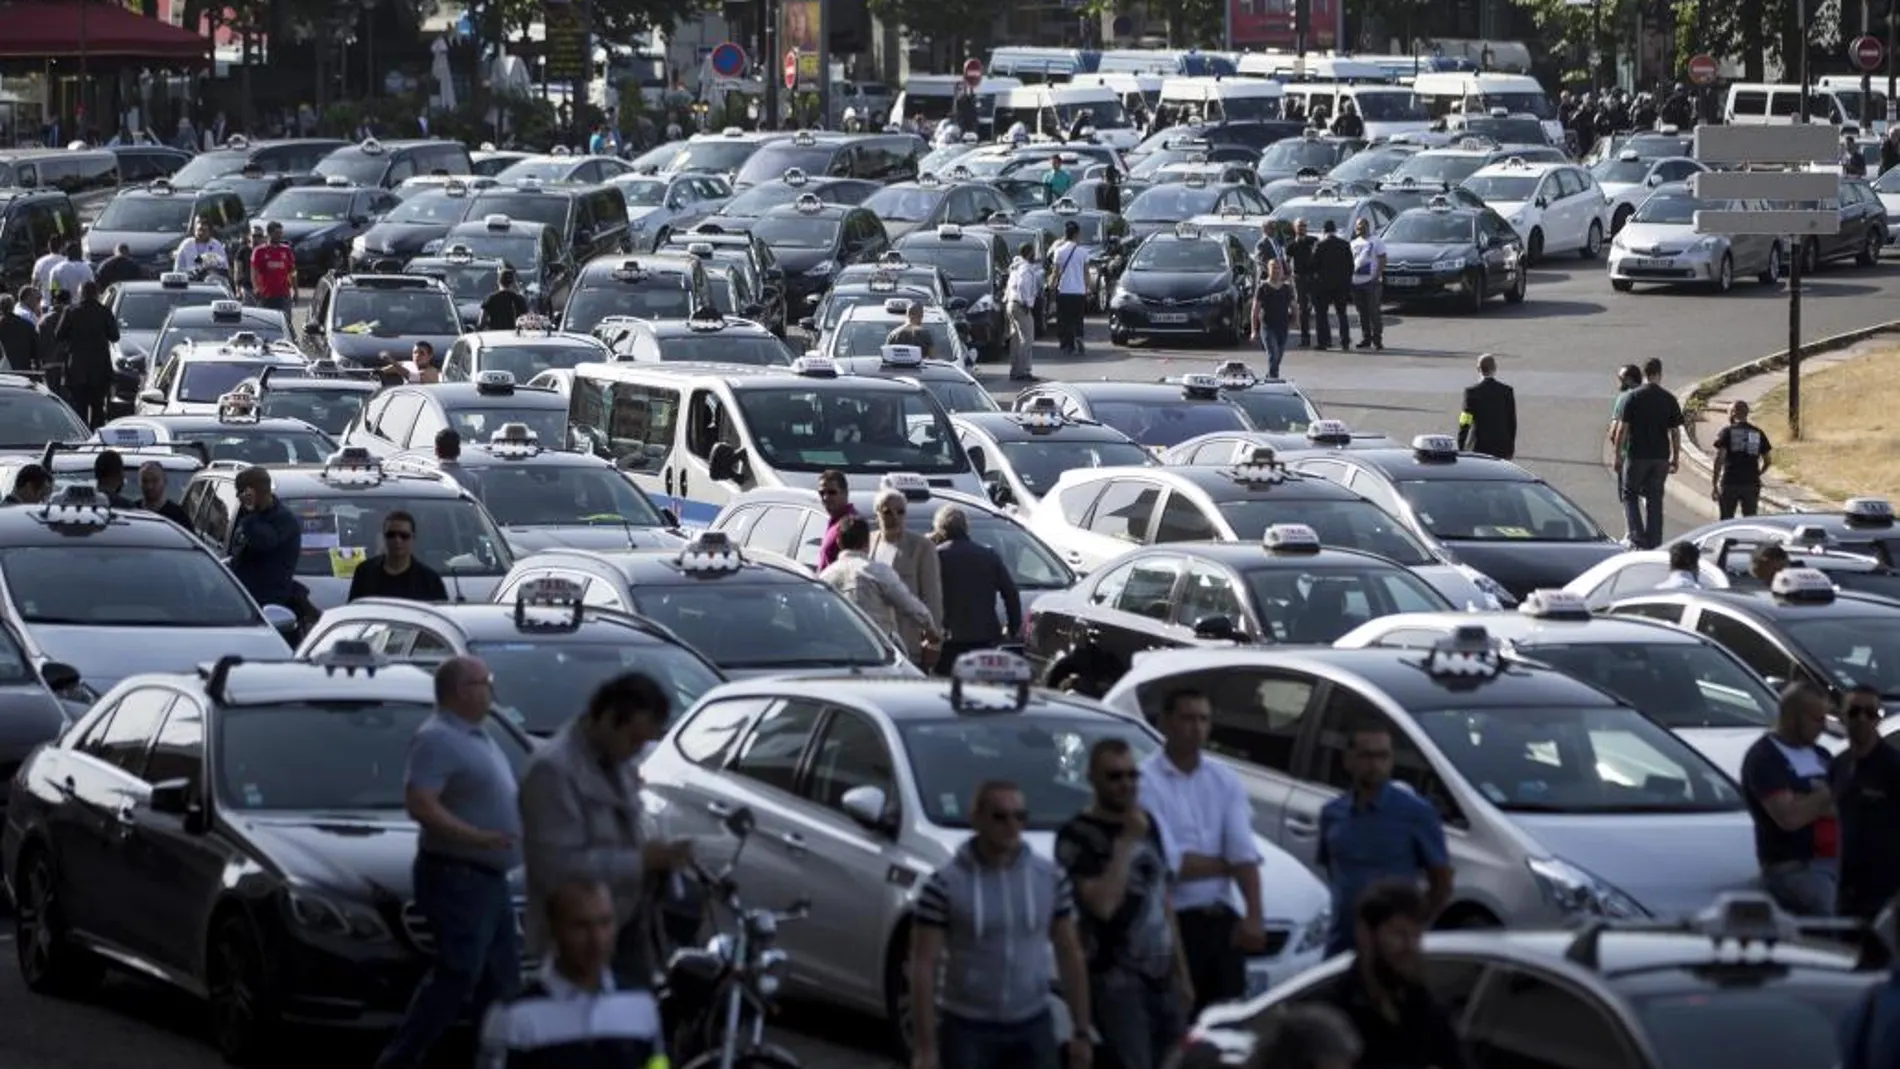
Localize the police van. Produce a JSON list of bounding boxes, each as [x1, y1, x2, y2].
[[892, 75, 1023, 138], [1276, 80, 1434, 140], [564, 357, 984, 526], [1156, 76, 1285, 124]]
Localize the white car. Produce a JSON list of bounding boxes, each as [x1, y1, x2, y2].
[[814, 299, 975, 366], [1874, 166, 1900, 248], [1459, 158, 1610, 262], [1562, 548, 1731, 609], [1588, 152, 1707, 233]]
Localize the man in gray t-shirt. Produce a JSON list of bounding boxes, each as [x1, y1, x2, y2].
[[377, 656, 522, 1069]]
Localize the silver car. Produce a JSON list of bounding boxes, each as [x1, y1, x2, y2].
[[1608, 182, 1784, 293], [614, 172, 733, 252]]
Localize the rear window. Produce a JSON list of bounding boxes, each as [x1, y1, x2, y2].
[[1628, 972, 1870, 1069]]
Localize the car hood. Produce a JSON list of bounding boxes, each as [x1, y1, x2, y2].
[[1675, 727, 1764, 781], [1439, 540, 1622, 600], [232, 810, 523, 900], [1513, 811, 1760, 917], [883, 220, 925, 241], [29, 623, 292, 694], [1878, 192, 1900, 216], [0, 684, 69, 763], [772, 247, 833, 273], [1118, 271, 1229, 300], [1616, 221, 1701, 253], [1487, 199, 1533, 220], [271, 219, 353, 245], [720, 660, 924, 682], [1597, 180, 1643, 200], [499, 524, 687, 555], [327, 330, 462, 363], [625, 206, 670, 227], [356, 222, 455, 255], [1383, 241, 1476, 266], [88, 230, 185, 259], [1410, 563, 1501, 609]]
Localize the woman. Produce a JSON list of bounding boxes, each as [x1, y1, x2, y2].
[[1252, 258, 1294, 379]]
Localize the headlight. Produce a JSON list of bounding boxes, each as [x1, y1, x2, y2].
[[350, 236, 368, 255], [284, 889, 392, 941], [1295, 910, 1330, 953], [1432, 257, 1466, 272], [804, 261, 835, 277], [1190, 291, 1226, 304], [1528, 857, 1647, 919], [1692, 236, 1721, 253], [1611, 235, 1626, 251], [755, 947, 790, 997]]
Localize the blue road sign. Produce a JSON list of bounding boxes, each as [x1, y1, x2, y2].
[[710, 42, 747, 79]]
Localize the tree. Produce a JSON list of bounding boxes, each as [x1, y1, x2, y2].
[[864, 0, 1010, 57]]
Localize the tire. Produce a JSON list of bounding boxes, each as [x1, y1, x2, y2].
[[1108, 322, 1129, 346], [1579, 220, 1603, 260], [1713, 253, 1734, 294], [1858, 228, 1881, 267], [884, 926, 916, 1058], [1526, 228, 1545, 264], [207, 912, 280, 1066], [1611, 205, 1634, 234], [1505, 266, 1527, 304], [1760, 243, 1783, 285], [14, 847, 103, 997], [1465, 270, 1486, 314], [1611, 278, 1634, 292], [1437, 905, 1503, 930], [1801, 237, 1821, 274]]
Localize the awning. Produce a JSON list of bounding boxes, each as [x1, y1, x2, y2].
[[0, 2, 212, 61]]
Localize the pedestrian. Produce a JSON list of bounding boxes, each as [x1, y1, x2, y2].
[[1055, 738, 1192, 1069], [232, 225, 260, 297], [348, 509, 450, 602], [1006, 243, 1041, 381], [95, 242, 142, 289], [1348, 217, 1385, 350], [1842, 134, 1869, 178], [870, 486, 944, 668], [173, 216, 228, 277], [1099, 167, 1123, 215], [519, 672, 695, 986], [1710, 399, 1772, 518], [229, 467, 302, 612], [930, 504, 1023, 674], [31, 236, 63, 294], [48, 241, 93, 302], [885, 300, 937, 359], [1140, 689, 1266, 1016], [4, 463, 49, 505], [1751, 543, 1791, 586], [410, 340, 442, 384], [1455, 354, 1516, 460], [475, 880, 663, 1069], [1051, 221, 1090, 354], [910, 779, 1093, 1069], [1831, 685, 1900, 922], [55, 281, 117, 427], [0, 293, 35, 372], [1607, 363, 1643, 527], [1045, 154, 1075, 199], [814, 469, 858, 569], [1254, 220, 1289, 277], [1327, 882, 1469, 1069], [251, 222, 297, 316], [1654, 541, 1703, 589], [1740, 681, 1839, 915], [1317, 719, 1453, 956], [1882, 127, 1900, 176], [1251, 259, 1294, 379], [376, 657, 522, 1069], [481, 268, 530, 330], [820, 515, 942, 649], [1240, 1005, 1361, 1069], [15, 285, 40, 326], [1609, 357, 1682, 550], [1310, 220, 1354, 352], [1329, 100, 1365, 138], [136, 461, 191, 528], [37, 290, 67, 399], [1285, 219, 1319, 347]]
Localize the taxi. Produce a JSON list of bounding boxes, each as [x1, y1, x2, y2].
[[145, 300, 292, 387], [438, 314, 613, 383], [403, 243, 512, 329], [1107, 222, 1256, 345], [351, 178, 481, 270], [1377, 196, 1528, 311], [296, 576, 723, 736], [1013, 372, 1253, 451], [25, 425, 207, 503], [490, 532, 916, 678], [308, 273, 464, 373], [1264, 186, 1396, 246], [106, 271, 234, 405], [951, 398, 1155, 512], [384, 421, 684, 555], [337, 369, 569, 458], [181, 446, 514, 609], [832, 342, 994, 414], [814, 299, 975, 368], [1015, 197, 1129, 313], [1161, 419, 1393, 465], [558, 253, 713, 336], [658, 229, 785, 334], [596, 308, 793, 367], [745, 194, 891, 312], [1181, 203, 1276, 252], [109, 392, 338, 466], [1680, 496, 1900, 567], [800, 263, 960, 343], [640, 648, 1331, 1048], [1682, 517, 1900, 600], [1202, 360, 1323, 433], [0, 374, 91, 452], [429, 213, 571, 312], [1122, 173, 1272, 245], [231, 359, 378, 437], [135, 330, 309, 416], [1385, 137, 1568, 190], [887, 224, 1008, 358], [1459, 156, 1610, 262]]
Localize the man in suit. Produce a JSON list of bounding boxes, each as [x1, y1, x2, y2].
[[1310, 220, 1355, 352], [0, 294, 36, 371], [1457, 353, 1517, 460]]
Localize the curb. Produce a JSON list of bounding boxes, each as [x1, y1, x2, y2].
[[1665, 320, 1900, 521]]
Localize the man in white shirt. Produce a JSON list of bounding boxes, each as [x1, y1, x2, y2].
[[31, 236, 64, 294], [1348, 217, 1385, 351], [1655, 541, 1705, 590], [47, 242, 93, 299], [173, 216, 228, 276], [1004, 242, 1043, 381], [1139, 687, 1266, 1016], [1050, 220, 1090, 355], [818, 515, 942, 649]]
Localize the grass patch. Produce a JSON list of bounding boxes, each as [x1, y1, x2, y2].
[[1751, 347, 1900, 503]]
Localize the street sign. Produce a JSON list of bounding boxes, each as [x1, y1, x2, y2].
[[1693, 123, 1841, 165], [963, 57, 984, 87], [1852, 35, 1886, 73], [709, 41, 746, 80], [1693, 210, 1840, 235], [783, 50, 798, 91], [1689, 171, 1843, 201], [1687, 53, 1719, 85]]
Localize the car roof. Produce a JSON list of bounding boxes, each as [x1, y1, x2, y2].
[[953, 411, 1137, 443], [1035, 381, 1246, 403], [1282, 445, 1537, 482], [387, 442, 607, 471], [1342, 609, 1713, 647], [695, 675, 1122, 722], [160, 306, 285, 327], [321, 599, 697, 649], [393, 382, 570, 409], [1111, 539, 1419, 571], [1469, 158, 1567, 176], [111, 415, 329, 436], [218, 464, 470, 500], [1615, 586, 1900, 622], [164, 657, 439, 708], [0, 499, 209, 549], [578, 255, 698, 280], [730, 484, 1008, 521], [643, 317, 779, 340], [1059, 464, 1361, 502], [462, 329, 608, 352], [516, 546, 816, 587], [760, 201, 853, 219], [111, 280, 230, 295]]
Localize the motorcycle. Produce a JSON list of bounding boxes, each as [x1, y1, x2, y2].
[[659, 805, 811, 1069]]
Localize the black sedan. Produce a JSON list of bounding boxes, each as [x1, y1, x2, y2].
[[891, 224, 1009, 359], [1254, 130, 1364, 184], [253, 182, 399, 282], [1378, 201, 1528, 312], [746, 197, 888, 310], [1106, 226, 1255, 346], [1680, 499, 1900, 567], [708, 172, 881, 230], [347, 185, 475, 271], [1120, 178, 1271, 245]]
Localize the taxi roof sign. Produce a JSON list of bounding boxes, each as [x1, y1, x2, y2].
[[1174, 221, 1204, 239], [1182, 372, 1223, 398], [323, 446, 385, 486], [947, 165, 974, 181], [881, 472, 932, 501], [1786, 523, 1831, 547], [1216, 361, 1258, 389], [39, 485, 113, 529], [95, 426, 159, 449], [217, 391, 261, 423], [1518, 589, 1591, 620], [1231, 445, 1286, 485], [158, 271, 189, 288], [209, 299, 243, 319], [868, 274, 900, 293], [1691, 892, 1795, 946], [489, 422, 541, 457], [1412, 434, 1459, 460], [1770, 567, 1836, 603], [880, 344, 924, 367], [937, 224, 964, 239], [484, 213, 512, 230], [1018, 396, 1066, 430], [611, 260, 649, 282], [513, 575, 585, 631], [793, 193, 825, 213], [1427, 195, 1454, 211], [678, 531, 744, 573], [1052, 197, 1081, 215], [1845, 497, 1894, 525], [782, 167, 810, 187], [1306, 419, 1352, 444], [475, 369, 517, 393], [1263, 523, 1320, 552], [791, 355, 838, 378], [685, 241, 716, 259], [445, 244, 475, 262], [1424, 624, 1504, 679], [917, 172, 943, 188], [882, 297, 912, 314], [949, 649, 1035, 714], [793, 129, 817, 146]]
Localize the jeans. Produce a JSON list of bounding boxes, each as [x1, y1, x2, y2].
[[376, 854, 520, 1069], [1764, 859, 1838, 916], [1352, 281, 1383, 344], [1092, 971, 1186, 1069], [1620, 458, 1670, 549], [258, 295, 292, 316], [1008, 302, 1036, 378], [941, 1011, 1058, 1069], [1259, 322, 1288, 378], [1719, 484, 1761, 519]]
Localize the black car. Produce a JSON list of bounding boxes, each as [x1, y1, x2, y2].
[[203, 171, 327, 217], [1377, 199, 1528, 312], [559, 253, 714, 336], [798, 268, 959, 339], [1121, 177, 1272, 244], [252, 180, 401, 281], [462, 179, 630, 268], [861, 174, 1016, 242], [1794, 175, 1886, 272], [0, 372, 88, 452], [1017, 200, 1130, 311], [1254, 130, 1364, 184], [601, 310, 792, 367], [891, 224, 1010, 359], [1681, 498, 1900, 567], [747, 195, 889, 311], [85, 181, 248, 274], [435, 216, 572, 314], [108, 145, 194, 184], [660, 230, 785, 334], [1015, 376, 1254, 449], [107, 273, 235, 405], [1367, 176, 1489, 215], [313, 137, 474, 189], [1106, 225, 1256, 346], [308, 273, 463, 371], [145, 301, 293, 388], [403, 248, 509, 329], [706, 169, 881, 229], [348, 183, 478, 271], [235, 361, 379, 437], [168, 136, 350, 187]]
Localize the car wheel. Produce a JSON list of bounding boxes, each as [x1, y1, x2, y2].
[[651, 227, 670, 253], [1611, 278, 1635, 292], [1713, 253, 1734, 294], [1801, 236, 1821, 274], [1858, 228, 1881, 267], [1611, 205, 1634, 234], [1760, 243, 1783, 285], [1466, 270, 1486, 314], [1580, 220, 1603, 260], [884, 926, 916, 1058], [208, 911, 280, 1066], [1505, 266, 1527, 304], [1526, 228, 1545, 264], [14, 847, 103, 997]]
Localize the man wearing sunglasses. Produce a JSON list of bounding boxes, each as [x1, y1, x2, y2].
[[1831, 684, 1900, 921], [348, 509, 450, 602]]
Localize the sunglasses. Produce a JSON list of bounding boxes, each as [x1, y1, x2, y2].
[[384, 530, 413, 541], [1102, 769, 1140, 783], [986, 808, 1030, 824]]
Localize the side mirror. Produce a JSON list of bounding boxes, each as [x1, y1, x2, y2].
[[947, 296, 970, 313], [840, 785, 894, 833], [659, 507, 680, 528], [986, 479, 1015, 508], [148, 776, 196, 817], [708, 441, 740, 482], [966, 445, 987, 475], [797, 316, 817, 332], [1192, 614, 1244, 642], [137, 388, 164, 405], [351, 215, 371, 226], [40, 661, 79, 692], [723, 805, 756, 839], [764, 266, 785, 281], [803, 293, 821, 308], [303, 322, 325, 337], [1535, 196, 1549, 209], [260, 604, 298, 638]]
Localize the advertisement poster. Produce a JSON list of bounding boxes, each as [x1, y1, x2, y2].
[[1230, 0, 1339, 50], [782, 0, 823, 87]]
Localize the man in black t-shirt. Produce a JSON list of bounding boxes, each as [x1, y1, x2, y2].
[[1741, 682, 1839, 915], [1329, 882, 1468, 1069], [479, 269, 530, 330], [1284, 219, 1319, 347], [348, 510, 450, 602], [1831, 684, 1900, 920], [1609, 357, 1683, 549], [1710, 399, 1772, 519]]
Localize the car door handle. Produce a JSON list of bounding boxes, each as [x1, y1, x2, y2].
[[1285, 815, 1318, 837], [114, 802, 136, 833], [778, 831, 807, 852], [680, 470, 690, 496], [705, 800, 735, 819]]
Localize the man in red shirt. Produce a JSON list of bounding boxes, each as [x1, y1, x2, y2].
[[251, 221, 298, 316]]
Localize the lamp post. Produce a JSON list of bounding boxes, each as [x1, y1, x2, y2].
[[361, 0, 379, 100]]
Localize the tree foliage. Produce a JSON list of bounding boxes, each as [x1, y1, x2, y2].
[[1509, 0, 1816, 84], [865, 0, 1013, 52]]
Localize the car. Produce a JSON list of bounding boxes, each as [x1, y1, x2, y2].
[[801, 260, 960, 339], [146, 300, 293, 384], [252, 178, 401, 281], [814, 299, 975, 368], [1160, 421, 1394, 465], [746, 195, 890, 311], [338, 370, 568, 458], [1384, 138, 1567, 190], [402, 244, 509, 328], [1265, 188, 1396, 247], [438, 318, 614, 383], [313, 137, 474, 190], [0, 372, 92, 452], [349, 181, 479, 271], [699, 260, 774, 331], [706, 169, 882, 233], [1335, 589, 1785, 776], [105, 400, 339, 467], [1122, 175, 1273, 245], [1608, 182, 1784, 293], [105, 272, 235, 404], [1873, 165, 1900, 248], [861, 173, 1017, 242], [1014, 375, 1254, 450], [0, 612, 80, 817], [470, 148, 534, 177], [296, 577, 722, 736], [83, 179, 248, 274], [832, 345, 996, 415], [135, 331, 309, 417], [1436, 110, 1558, 148], [490, 152, 633, 186], [1255, 129, 1363, 184], [1259, 172, 1377, 210], [1106, 224, 1257, 346], [167, 135, 349, 187], [1792, 174, 1887, 272], [614, 171, 733, 252], [558, 253, 714, 337], [1563, 548, 1734, 609], [307, 273, 463, 373], [638, 649, 1332, 1046], [202, 171, 328, 217], [597, 309, 792, 367], [16, 427, 206, 509], [430, 215, 571, 313], [1376, 197, 1528, 312], [230, 361, 379, 437], [1, 644, 533, 1062], [1459, 157, 1609, 262], [1180, 204, 1277, 253], [661, 231, 786, 334], [889, 224, 1010, 358], [1682, 512, 1900, 600], [1589, 152, 1708, 233], [662, 128, 796, 178], [490, 533, 917, 678], [1151, 160, 1263, 190], [1365, 176, 1489, 216], [1680, 497, 1900, 566]]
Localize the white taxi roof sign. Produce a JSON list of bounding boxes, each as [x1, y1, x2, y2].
[[937, 224, 964, 239], [517, 576, 583, 605], [881, 472, 932, 500], [1846, 497, 1894, 524], [1413, 434, 1459, 458], [1182, 372, 1222, 396], [782, 167, 810, 186], [1264, 523, 1320, 552], [476, 369, 516, 389], [678, 531, 744, 573], [1174, 221, 1203, 239], [952, 649, 1034, 686], [209, 299, 243, 318], [1018, 397, 1065, 430], [158, 271, 189, 287], [1305, 419, 1352, 443], [880, 344, 924, 367], [790, 355, 838, 377], [484, 213, 512, 230], [95, 426, 159, 449], [793, 193, 825, 213], [1770, 567, 1836, 602], [1425, 624, 1503, 679], [1518, 589, 1591, 620], [1051, 197, 1080, 215], [489, 422, 540, 457], [1786, 524, 1831, 546], [1216, 361, 1257, 389]]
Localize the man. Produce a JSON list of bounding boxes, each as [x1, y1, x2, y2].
[[1882, 126, 1900, 176], [251, 221, 298, 316], [519, 673, 694, 986], [1610, 357, 1683, 550], [1831, 685, 1900, 922], [1310, 220, 1355, 352], [1329, 100, 1365, 138], [931, 505, 1023, 674], [1241, 1005, 1361, 1069], [1711, 398, 1772, 518], [1842, 134, 1869, 177], [0, 293, 36, 372], [378, 657, 522, 1069], [1752, 543, 1791, 585], [37, 290, 68, 399], [1607, 362, 1643, 517], [174, 216, 228, 276], [1045, 155, 1075, 199], [1317, 720, 1453, 956], [821, 516, 942, 649], [55, 281, 117, 427], [1051, 221, 1090, 355], [911, 779, 1093, 1069], [870, 486, 944, 667], [4, 464, 49, 505], [884, 300, 937, 359], [409, 341, 442, 384], [480, 268, 530, 330], [476, 881, 662, 1069], [1655, 541, 1704, 590], [815, 469, 857, 570], [31, 236, 63, 294], [1055, 739, 1192, 1069], [348, 510, 450, 602], [95, 242, 143, 289], [48, 241, 94, 299], [136, 461, 191, 528], [1005, 243, 1041, 381], [1254, 220, 1289, 277], [1455, 354, 1516, 460], [1328, 882, 1469, 1069], [1740, 682, 1839, 915], [1141, 689, 1265, 1015], [15, 286, 41, 327], [229, 467, 302, 611], [1348, 217, 1385, 350], [1285, 219, 1319, 348]]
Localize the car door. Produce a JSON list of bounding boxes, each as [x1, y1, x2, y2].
[[1289, 682, 1465, 870], [63, 687, 175, 948], [123, 694, 222, 974], [1174, 559, 1257, 638], [1097, 553, 1189, 666], [1152, 489, 1221, 544], [1463, 965, 1645, 1069], [365, 391, 425, 455], [644, 696, 777, 839], [1693, 607, 1807, 687], [704, 700, 829, 919], [1071, 477, 1164, 571]]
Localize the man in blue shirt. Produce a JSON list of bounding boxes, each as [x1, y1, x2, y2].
[[229, 467, 302, 610], [1317, 719, 1453, 955]]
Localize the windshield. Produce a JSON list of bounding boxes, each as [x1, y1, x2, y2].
[[1331, 147, 1416, 184], [385, 191, 472, 225], [170, 151, 249, 187], [719, 182, 816, 217], [180, 361, 290, 403], [259, 388, 367, 436], [1022, 212, 1107, 244], [470, 342, 604, 381], [1225, 389, 1318, 432], [668, 141, 764, 175], [4, 546, 259, 626], [1217, 96, 1281, 121], [153, 317, 289, 360], [1631, 975, 1873, 1069], [1523, 642, 1776, 730], [1460, 118, 1549, 145], [920, 379, 998, 414], [205, 177, 283, 214], [864, 187, 946, 223], [1413, 704, 1741, 812], [260, 190, 358, 223], [449, 232, 542, 269], [471, 641, 720, 736], [1352, 90, 1429, 121], [1590, 158, 1653, 184], [904, 714, 1155, 828], [1782, 616, 1900, 696], [820, 289, 935, 328], [1128, 239, 1228, 273], [174, 428, 336, 465], [48, 464, 194, 503], [1089, 399, 1248, 447], [1220, 498, 1436, 565], [749, 215, 840, 249], [1461, 174, 1541, 202], [1876, 168, 1900, 194], [329, 289, 461, 336], [410, 263, 499, 301], [465, 463, 667, 528], [1055, 98, 1131, 129], [214, 701, 528, 811], [95, 197, 195, 233], [1833, 89, 1888, 124], [629, 581, 892, 668], [904, 245, 990, 280], [116, 290, 220, 331], [284, 494, 510, 577], [1393, 154, 1489, 186], [1632, 193, 1704, 225], [1269, 202, 1354, 232], [1260, 139, 1344, 172], [1401, 478, 1604, 541], [732, 384, 965, 474], [734, 145, 843, 187], [1247, 565, 1447, 641], [1127, 186, 1223, 222], [468, 195, 571, 231], [1384, 212, 1476, 244], [648, 334, 790, 366], [449, 407, 566, 449], [1001, 440, 1154, 497], [1478, 92, 1556, 119], [619, 179, 668, 207], [314, 155, 391, 187], [831, 320, 958, 360], [492, 159, 579, 184], [563, 281, 694, 333]]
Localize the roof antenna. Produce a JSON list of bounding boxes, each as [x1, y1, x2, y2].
[[622, 514, 639, 550], [448, 566, 466, 604]]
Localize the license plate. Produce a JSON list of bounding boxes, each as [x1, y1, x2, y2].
[[1633, 257, 1674, 269], [1152, 312, 1190, 323], [1385, 275, 1421, 288]]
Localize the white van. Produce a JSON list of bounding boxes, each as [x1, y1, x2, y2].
[[1728, 81, 1887, 131], [1279, 81, 1433, 139], [987, 47, 1090, 84], [992, 84, 1141, 149], [1411, 71, 1561, 146], [1076, 72, 1165, 119], [1156, 75, 1285, 123], [891, 75, 1021, 137], [1235, 52, 1392, 83], [565, 359, 985, 526]]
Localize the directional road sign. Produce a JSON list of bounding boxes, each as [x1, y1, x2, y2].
[[1689, 171, 1843, 201], [1692, 123, 1841, 166], [1688, 54, 1718, 85], [710, 41, 746, 80]]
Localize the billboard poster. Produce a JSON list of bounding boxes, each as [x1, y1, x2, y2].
[[782, 0, 823, 87], [1230, 0, 1340, 50]]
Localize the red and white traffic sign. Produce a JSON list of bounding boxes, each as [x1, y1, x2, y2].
[[783, 49, 799, 90], [1852, 35, 1885, 74], [1687, 53, 1718, 85], [963, 57, 984, 87]]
